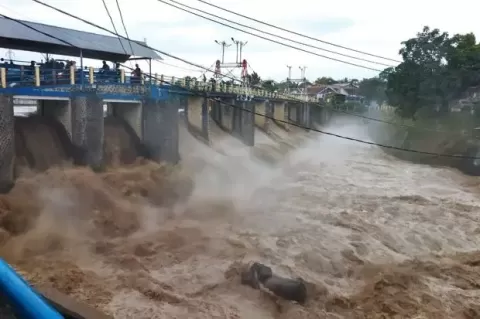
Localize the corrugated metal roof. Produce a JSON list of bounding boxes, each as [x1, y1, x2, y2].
[[0, 17, 161, 61]]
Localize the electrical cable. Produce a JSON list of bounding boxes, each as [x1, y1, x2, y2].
[[100, 0, 128, 57], [32, 0, 245, 85], [159, 60, 206, 73], [122, 63, 480, 160], [195, 0, 401, 63], [161, 0, 394, 68], [29, 1, 462, 135], [155, 0, 383, 72], [115, 0, 135, 56], [21, 4, 478, 156], [0, 14, 75, 47]]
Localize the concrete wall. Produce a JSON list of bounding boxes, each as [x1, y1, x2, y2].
[[71, 93, 104, 169], [142, 96, 179, 163], [0, 95, 14, 193], [288, 103, 299, 123], [220, 98, 234, 131], [254, 101, 272, 133], [273, 102, 288, 130], [38, 100, 72, 139], [111, 102, 143, 140], [286, 102, 311, 129], [185, 96, 209, 142], [234, 100, 255, 146]]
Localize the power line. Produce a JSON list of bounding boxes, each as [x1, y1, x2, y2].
[[100, 0, 128, 56], [163, 0, 394, 68], [159, 60, 205, 72], [154, 0, 383, 72], [115, 0, 135, 56], [25, 2, 473, 150], [195, 0, 401, 64], [32, 0, 244, 85], [122, 65, 480, 160], [13, 2, 459, 136]]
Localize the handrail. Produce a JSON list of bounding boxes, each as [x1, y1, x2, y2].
[[0, 66, 395, 108]]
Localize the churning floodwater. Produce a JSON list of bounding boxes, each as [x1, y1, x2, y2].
[[1, 116, 480, 318]]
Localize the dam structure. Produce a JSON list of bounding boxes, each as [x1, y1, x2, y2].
[[0, 17, 312, 193]]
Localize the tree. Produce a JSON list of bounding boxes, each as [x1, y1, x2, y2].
[[315, 77, 337, 85], [384, 26, 480, 118], [261, 79, 277, 91], [358, 77, 387, 104], [247, 71, 261, 86]]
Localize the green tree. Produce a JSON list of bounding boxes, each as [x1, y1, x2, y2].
[[384, 26, 480, 118], [358, 77, 387, 104], [247, 71, 261, 86], [261, 79, 277, 91], [315, 77, 337, 85]]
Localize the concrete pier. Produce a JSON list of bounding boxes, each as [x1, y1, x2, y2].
[[0, 95, 14, 193], [110, 102, 143, 140], [185, 96, 209, 142], [233, 100, 255, 146], [254, 101, 272, 133], [273, 101, 288, 130], [142, 96, 180, 163], [39, 100, 72, 139], [71, 92, 104, 169]]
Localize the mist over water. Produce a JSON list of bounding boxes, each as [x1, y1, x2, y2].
[[1, 116, 480, 318]]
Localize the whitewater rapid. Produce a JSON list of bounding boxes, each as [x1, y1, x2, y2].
[[2, 116, 480, 318]]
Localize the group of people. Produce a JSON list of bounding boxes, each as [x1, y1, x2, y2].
[[1, 58, 144, 85], [99, 60, 143, 83]]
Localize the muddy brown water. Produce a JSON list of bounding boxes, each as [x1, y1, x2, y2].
[[0, 117, 479, 318]]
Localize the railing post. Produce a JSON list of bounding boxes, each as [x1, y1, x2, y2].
[[34, 66, 40, 86], [160, 74, 164, 84], [154, 73, 158, 85], [120, 69, 125, 83], [70, 65, 75, 85], [89, 67, 94, 84], [171, 76, 175, 86], [0, 68, 6, 88]]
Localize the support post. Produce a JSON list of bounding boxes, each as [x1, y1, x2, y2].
[[88, 67, 94, 84], [69, 66, 75, 85], [34, 66, 40, 86], [0, 68, 6, 88], [0, 95, 14, 193], [120, 69, 125, 83]]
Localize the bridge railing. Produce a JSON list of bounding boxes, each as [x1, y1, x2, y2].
[[0, 66, 325, 102]]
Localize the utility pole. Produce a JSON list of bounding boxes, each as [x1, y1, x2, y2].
[[215, 40, 231, 64], [286, 65, 292, 81], [299, 66, 307, 100], [239, 41, 248, 62], [286, 65, 292, 93], [231, 38, 248, 64]]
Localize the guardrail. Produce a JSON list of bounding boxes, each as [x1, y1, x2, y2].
[[0, 66, 359, 103]]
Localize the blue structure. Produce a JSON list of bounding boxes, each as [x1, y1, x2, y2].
[[0, 258, 63, 319], [0, 15, 163, 101]]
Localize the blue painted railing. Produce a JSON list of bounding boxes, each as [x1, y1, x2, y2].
[[0, 258, 63, 318]]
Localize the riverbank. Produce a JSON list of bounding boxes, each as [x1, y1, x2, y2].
[[364, 107, 480, 175]]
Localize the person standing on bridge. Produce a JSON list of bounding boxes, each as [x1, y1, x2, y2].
[[131, 63, 142, 84]]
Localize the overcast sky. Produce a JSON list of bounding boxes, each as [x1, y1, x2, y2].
[[1, 0, 480, 82]]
